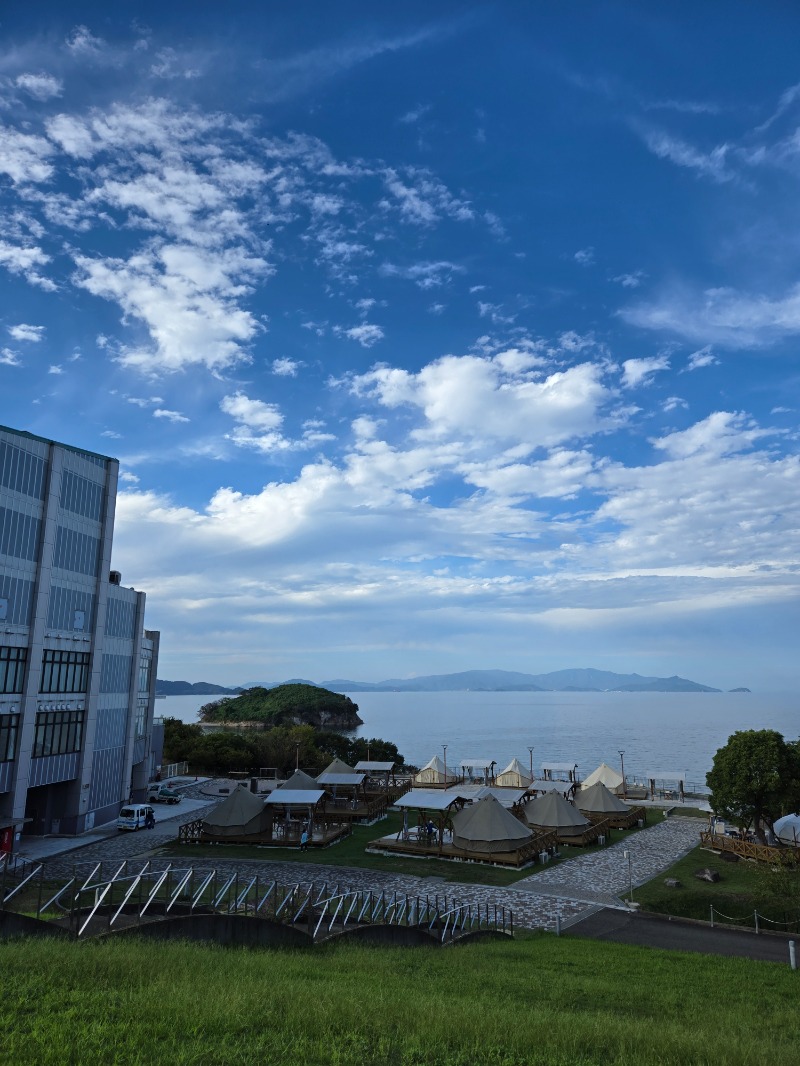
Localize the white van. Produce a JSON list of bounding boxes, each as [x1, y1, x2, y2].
[[117, 804, 155, 831]]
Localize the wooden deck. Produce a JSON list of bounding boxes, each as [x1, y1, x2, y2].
[[584, 807, 647, 830], [317, 795, 389, 824], [367, 828, 558, 868], [550, 818, 610, 847], [177, 818, 350, 848], [700, 830, 800, 865]]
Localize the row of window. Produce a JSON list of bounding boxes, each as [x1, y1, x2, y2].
[[0, 713, 18, 761], [60, 469, 105, 523], [0, 506, 41, 563], [0, 440, 46, 501], [32, 708, 84, 759], [53, 525, 100, 577], [0, 647, 26, 694], [40, 650, 90, 694]]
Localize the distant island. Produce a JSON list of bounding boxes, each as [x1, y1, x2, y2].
[[157, 667, 729, 696], [198, 683, 363, 729]]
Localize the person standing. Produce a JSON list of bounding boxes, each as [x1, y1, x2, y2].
[[300, 828, 309, 851]]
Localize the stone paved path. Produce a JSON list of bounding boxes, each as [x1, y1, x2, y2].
[[33, 808, 703, 932]]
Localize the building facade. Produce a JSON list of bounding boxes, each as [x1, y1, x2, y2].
[[0, 425, 159, 854]]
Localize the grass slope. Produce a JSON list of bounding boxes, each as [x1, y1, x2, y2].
[[2, 934, 798, 1065]]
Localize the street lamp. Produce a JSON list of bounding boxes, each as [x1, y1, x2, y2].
[[623, 848, 633, 903], [295, 741, 300, 771], [442, 744, 448, 789], [528, 746, 534, 783], [619, 749, 626, 799]]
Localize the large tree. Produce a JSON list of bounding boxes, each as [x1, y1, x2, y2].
[[706, 730, 800, 842]]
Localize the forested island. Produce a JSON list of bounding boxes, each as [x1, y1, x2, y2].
[[198, 683, 363, 729]]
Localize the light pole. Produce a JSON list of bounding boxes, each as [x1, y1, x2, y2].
[[623, 848, 633, 903], [442, 744, 448, 789], [619, 749, 626, 799], [295, 741, 300, 771], [528, 746, 534, 784]]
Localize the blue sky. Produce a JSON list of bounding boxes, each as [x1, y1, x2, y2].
[[1, 3, 799, 690]]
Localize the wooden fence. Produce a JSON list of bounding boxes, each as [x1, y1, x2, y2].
[[700, 830, 800, 864]]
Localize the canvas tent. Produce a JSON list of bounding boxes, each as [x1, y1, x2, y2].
[[202, 786, 271, 838], [581, 762, 624, 795], [451, 795, 534, 854], [495, 758, 532, 788], [322, 757, 355, 775], [523, 789, 590, 837], [278, 769, 321, 791], [577, 781, 630, 814], [414, 755, 458, 786], [774, 813, 800, 846]]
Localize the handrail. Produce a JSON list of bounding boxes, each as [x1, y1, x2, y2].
[[2, 860, 43, 905], [110, 862, 153, 926], [140, 865, 173, 919], [167, 869, 194, 913], [78, 859, 127, 936]]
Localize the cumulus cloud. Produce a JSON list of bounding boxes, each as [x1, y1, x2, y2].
[[341, 323, 384, 347], [272, 357, 299, 376], [153, 408, 189, 423], [7, 323, 45, 342], [621, 355, 670, 388], [0, 348, 21, 366], [15, 73, 63, 101]]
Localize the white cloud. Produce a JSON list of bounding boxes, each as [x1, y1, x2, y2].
[[7, 323, 45, 342], [15, 73, 63, 101], [381, 167, 474, 225], [221, 391, 283, 432], [153, 408, 189, 423], [611, 271, 645, 288], [272, 357, 299, 377], [574, 247, 595, 266], [638, 127, 734, 184], [662, 396, 688, 413], [428, 302, 445, 314], [686, 345, 718, 370], [0, 348, 21, 366], [380, 260, 464, 289], [0, 240, 55, 290], [621, 355, 670, 388], [399, 105, 430, 124], [65, 25, 106, 59], [48, 364, 64, 375], [342, 323, 384, 347], [0, 126, 55, 184], [621, 283, 800, 348]]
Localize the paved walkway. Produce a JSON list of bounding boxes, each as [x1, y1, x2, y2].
[[13, 797, 704, 933]]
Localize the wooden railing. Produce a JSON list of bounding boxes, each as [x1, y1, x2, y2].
[[700, 830, 800, 865]]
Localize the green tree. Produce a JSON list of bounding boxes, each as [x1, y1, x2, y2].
[[706, 729, 800, 842], [162, 718, 204, 764]]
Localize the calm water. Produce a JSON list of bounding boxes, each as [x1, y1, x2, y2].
[[158, 690, 799, 789]]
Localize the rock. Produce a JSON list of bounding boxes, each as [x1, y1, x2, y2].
[[720, 850, 740, 863], [664, 878, 682, 888], [694, 867, 721, 883]]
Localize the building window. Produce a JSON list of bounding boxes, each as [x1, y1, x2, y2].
[[0, 714, 19, 761], [0, 647, 27, 694], [40, 650, 90, 694], [33, 708, 84, 758]]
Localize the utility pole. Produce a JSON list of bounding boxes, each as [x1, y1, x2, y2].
[[619, 749, 626, 798]]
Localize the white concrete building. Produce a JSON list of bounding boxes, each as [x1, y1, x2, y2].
[[0, 425, 159, 854]]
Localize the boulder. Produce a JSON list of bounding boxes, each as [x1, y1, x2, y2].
[[663, 878, 682, 888], [720, 850, 740, 863], [694, 867, 721, 883]]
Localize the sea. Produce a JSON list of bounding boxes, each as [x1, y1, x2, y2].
[[156, 689, 799, 792]]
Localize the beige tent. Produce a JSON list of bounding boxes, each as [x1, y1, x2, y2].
[[451, 795, 534, 854], [414, 755, 458, 785], [577, 781, 630, 815], [495, 757, 532, 788], [322, 757, 355, 775], [278, 769, 320, 791], [202, 785, 271, 838], [523, 790, 590, 837], [581, 762, 624, 795]]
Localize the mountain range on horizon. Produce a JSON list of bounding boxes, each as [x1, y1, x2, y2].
[[156, 668, 741, 697]]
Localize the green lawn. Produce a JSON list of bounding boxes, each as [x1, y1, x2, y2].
[[2, 933, 799, 1065], [159, 809, 652, 887], [635, 845, 800, 930]]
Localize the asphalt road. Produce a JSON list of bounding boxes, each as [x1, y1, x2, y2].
[[567, 907, 798, 965]]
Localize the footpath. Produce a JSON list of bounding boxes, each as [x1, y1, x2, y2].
[[11, 796, 794, 963]]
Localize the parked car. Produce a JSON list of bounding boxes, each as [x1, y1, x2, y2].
[[117, 804, 156, 831], [147, 784, 182, 804]]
